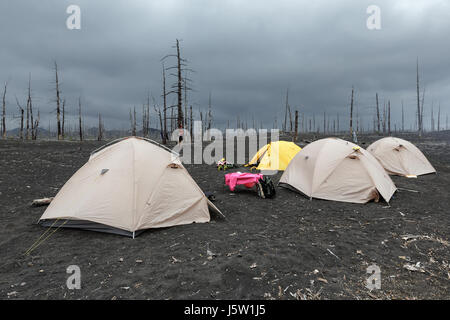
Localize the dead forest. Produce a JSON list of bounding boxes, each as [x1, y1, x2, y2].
[[1, 44, 448, 144]]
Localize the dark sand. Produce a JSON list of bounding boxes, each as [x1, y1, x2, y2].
[[0, 133, 449, 299]]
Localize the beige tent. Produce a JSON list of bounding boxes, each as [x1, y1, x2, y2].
[[367, 137, 436, 177], [279, 138, 397, 204], [39, 137, 221, 237]]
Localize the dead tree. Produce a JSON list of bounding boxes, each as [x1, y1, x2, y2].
[[416, 58, 422, 136], [184, 76, 189, 130], [78, 97, 83, 141], [54, 62, 62, 140], [175, 40, 183, 130], [282, 89, 292, 133], [27, 75, 36, 140], [431, 102, 434, 132], [97, 113, 103, 141], [32, 109, 40, 140], [26, 89, 30, 140], [189, 105, 193, 137], [402, 101, 405, 132], [283, 90, 288, 132], [62, 98, 66, 139], [421, 88, 425, 131], [15, 96, 24, 139], [130, 107, 137, 136], [293, 110, 299, 142], [388, 100, 391, 135], [349, 86, 354, 135], [154, 103, 163, 140], [337, 113, 340, 133], [162, 39, 194, 142], [161, 64, 168, 144], [207, 92, 213, 131], [313, 113, 316, 132], [323, 111, 326, 134], [438, 103, 441, 132], [376, 93, 380, 133], [2, 82, 7, 139]]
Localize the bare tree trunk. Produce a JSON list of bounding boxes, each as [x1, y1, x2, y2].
[[61, 98, 65, 139], [421, 88, 425, 132], [323, 111, 326, 134], [349, 86, 354, 135], [20, 106, 24, 139], [176, 39, 184, 134], [98, 113, 103, 141], [283, 89, 288, 132], [402, 101, 405, 132], [142, 104, 146, 137], [130, 107, 137, 136], [184, 77, 188, 130], [431, 102, 434, 132], [337, 113, 339, 133], [287, 92, 292, 133], [388, 100, 391, 135], [54, 62, 62, 140], [189, 105, 193, 137], [313, 113, 316, 132], [155, 105, 163, 140], [293, 110, 298, 142], [2, 82, 7, 139], [416, 58, 422, 136], [27, 74, 36, 139], [208, 92, 212, 131], [438, 103, 441, 132], [376, 93, 380, 134], [162, 64, 168, 144], [15, 97, 24, 139], [26, 93, 30, 140], [33, 109, 40, 139], [146, 100, 150, 137], [78, 97, 83, 142]]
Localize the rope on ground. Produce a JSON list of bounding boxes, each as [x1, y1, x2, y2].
[[24, 219, 67, 256]]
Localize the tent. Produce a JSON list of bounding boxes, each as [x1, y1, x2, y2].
[[367, 137, 436, 177], [279, 138, 397, 204], [246, 141, 301, 171], [39, 137, 221, 237]]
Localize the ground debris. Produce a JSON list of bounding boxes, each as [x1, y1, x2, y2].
[[404, 262, 426, 273]]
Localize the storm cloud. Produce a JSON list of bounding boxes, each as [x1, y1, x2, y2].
[[1, 0, 450, 132]]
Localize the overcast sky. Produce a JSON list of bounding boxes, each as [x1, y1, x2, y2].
[[1, 0, 450, 132]]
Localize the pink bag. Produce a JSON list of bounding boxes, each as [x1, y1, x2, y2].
[[225, 172, 263, 192]]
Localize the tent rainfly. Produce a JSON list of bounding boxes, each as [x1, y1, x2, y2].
[[39, 137, 221, 237], [279, 138, 397, 204], [367, 137, 436, 178], [246, 141, 301, 171]]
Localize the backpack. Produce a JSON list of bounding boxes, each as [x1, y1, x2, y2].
[[256, 176, 276, 199]]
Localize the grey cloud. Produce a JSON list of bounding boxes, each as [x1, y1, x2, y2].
[[1, 0, 450, 132]]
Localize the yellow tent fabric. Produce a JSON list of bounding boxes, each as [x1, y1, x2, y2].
[[247, 141, 301, 171]]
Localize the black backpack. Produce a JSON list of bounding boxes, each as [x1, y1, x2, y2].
[[256, 176, 276, 199]]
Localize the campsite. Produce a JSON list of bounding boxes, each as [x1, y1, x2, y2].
[[1, 1, 449, 306], [0, 131, 448, 300]]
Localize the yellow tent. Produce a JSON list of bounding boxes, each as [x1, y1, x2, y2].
[[246, 141, 301, 171]]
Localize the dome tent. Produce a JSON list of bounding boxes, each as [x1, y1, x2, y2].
[[246, 141, 301, 171], [279, 138, 397, 204], [39, 137, 221, 237], [367, 137, 436, 177]]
